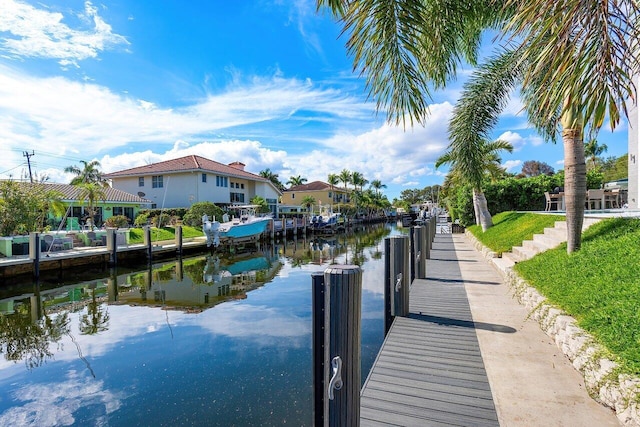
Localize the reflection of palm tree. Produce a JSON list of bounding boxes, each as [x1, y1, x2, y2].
[[79, 287, 110, 335], [0, 308, 70, 370]]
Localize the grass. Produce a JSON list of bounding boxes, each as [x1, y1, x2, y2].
[[472, 212, 640, 376], [514, 218, 640, 376], [128, 225, 203, 244], [467, 211, 564, 254]]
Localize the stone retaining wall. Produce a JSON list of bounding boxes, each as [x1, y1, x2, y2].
[[466, 230, 640, 427]]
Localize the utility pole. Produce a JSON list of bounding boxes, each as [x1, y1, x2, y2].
[[23, 150, 34, 183]]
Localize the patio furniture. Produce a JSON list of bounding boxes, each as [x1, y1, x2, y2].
[[544, 191, 562, 211], [86, 231, 103, 246], [604, 189, 620, 208], [586, 189, 605, 210], [43, 235, 64, 251]]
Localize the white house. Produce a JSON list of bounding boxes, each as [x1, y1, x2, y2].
[[104, 155, 281, 213]]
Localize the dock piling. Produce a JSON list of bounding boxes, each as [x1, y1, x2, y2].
[[384, 236, 410, 335], [29, 232, 40, 279]]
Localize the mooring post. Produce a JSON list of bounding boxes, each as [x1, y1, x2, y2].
[[422, 223, 430, 260], [175, 224, 183, 256], [144, 225, 152, 262], [430, 214, 436, 241], [270, 218, 275, 240], [107, 268, 118, 302], [312, 266, 362, 427], [106, 228, 117, 267], [413, 226, 427, 279], [312, 272, 325, 427], [281, 218, 287, 237], [384, 235, 410, 335], [176, 257, 184, 282], [29, 232, 40, 280]]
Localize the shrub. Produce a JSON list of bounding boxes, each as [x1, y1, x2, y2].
[[105, 215, 129, 228], [182, 202, 224, 226], [134, 213, 149, 227]]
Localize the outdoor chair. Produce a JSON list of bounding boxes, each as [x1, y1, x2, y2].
[[604, 189, 620, 209], [86, 231, 103, 246], [586, 189, 605, 210], [544, 191, 561, 211]]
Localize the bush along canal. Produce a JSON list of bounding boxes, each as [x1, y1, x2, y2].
[[0, 223, 399, 426]]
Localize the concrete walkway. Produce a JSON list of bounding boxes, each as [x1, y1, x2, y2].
[[451, 233, 619, 426]]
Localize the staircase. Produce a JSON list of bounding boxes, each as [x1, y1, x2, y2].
[[502, 218, 601, 265]]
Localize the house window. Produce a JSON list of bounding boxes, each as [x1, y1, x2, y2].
[[240, 183, 244, 189], [152, 175, 163, 188], [202, 173, 207, 183], [291, 193, 295, 199], [113, 207, 123, 216], [216, 176, 228, 187], [138, 177, 144, 187], [230, 192, 245, 203]]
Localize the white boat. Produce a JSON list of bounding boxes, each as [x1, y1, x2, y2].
[[310, 205, 342, 231], [217, 205, 272, 242]]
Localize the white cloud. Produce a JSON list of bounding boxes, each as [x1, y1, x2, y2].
[[503, 159, 522, 172], [497, 131, 527, 151], [0, 0, 129, 67]]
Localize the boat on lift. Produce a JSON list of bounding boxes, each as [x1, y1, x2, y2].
[[217, 205, 272, 243]]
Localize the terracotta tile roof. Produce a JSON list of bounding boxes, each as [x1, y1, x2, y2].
[[6, 181, 151, 204], [285, 181, 349, 192], [103, 155, 269, 183]]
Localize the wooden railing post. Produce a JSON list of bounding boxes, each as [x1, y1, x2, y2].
[[312, 266, 362, 426], [384, 235, 410, 335], [29, 232, 40, 279], [175, 224, 183, 256]]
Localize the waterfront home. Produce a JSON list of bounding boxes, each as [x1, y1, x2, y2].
[[1, 181, 151, 230], [103, 155, 282, 214], [281, 181, 350, 211]]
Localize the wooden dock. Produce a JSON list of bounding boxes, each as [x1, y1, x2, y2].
[[360, 233, 499, 426]]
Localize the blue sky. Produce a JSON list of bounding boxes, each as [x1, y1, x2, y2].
[[0, 0, 629, 201]]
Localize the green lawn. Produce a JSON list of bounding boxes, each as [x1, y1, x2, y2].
[[467, 211, 564, 254], [128, 226, 203, 244], [472, 212, 640, 376]]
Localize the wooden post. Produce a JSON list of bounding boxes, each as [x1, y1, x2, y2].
[[106, 228, 117, 267], [411, 226, 426, 279], [384, 235, 410, 335], [176, 257, 184, 282], [422, 223, 430, 260], [107, 268, 118, 302], [175, 224, 183, 256], [312, 272, 325, 427], [270, 218, 275, 240], [281, 218, 287, 237], [29, 232, 40, 279], [144, 226, 152, 262], [324, 265, 361, 426]]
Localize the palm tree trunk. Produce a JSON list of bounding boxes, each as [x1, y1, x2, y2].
[[473, 189, 493, 231], [562, 127, 586, 253]]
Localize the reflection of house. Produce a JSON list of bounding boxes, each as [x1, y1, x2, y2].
[[104, 155, 282, 214], [281, 181, 350, 211]]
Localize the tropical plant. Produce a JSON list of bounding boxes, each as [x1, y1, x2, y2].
[[319, 0, 639, 253], [0, 181, 65, 235], [338, 169, 351, 191], [300, 195, 316, 213], [370, 179, 387, 196], [182, 201, 224, 226], [77, 182, 107, 230], [436, 138, 513, 230], [259, 168, 285, 191], [286, 175, 308, 187], [65, 160, 108, 187], [104, 215, 129, 228], [250, 196, 270, 213], [584, 139, 608, 170], [328, 173, 340, 202]]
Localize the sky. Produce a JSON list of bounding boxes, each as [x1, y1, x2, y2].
[[0, 0, 630, 201]]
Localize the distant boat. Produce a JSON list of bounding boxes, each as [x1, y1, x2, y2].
[[218, 205, 272, 242], [310, 205, 342, 231]]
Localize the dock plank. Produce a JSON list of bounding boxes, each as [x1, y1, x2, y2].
[[360, 233, 499, 426]]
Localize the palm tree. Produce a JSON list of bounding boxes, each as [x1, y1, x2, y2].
[[436, 139, 513, 230], [370, 179, 386, 196], [77, 182, 107, 229], [328, 173, 340, 203], [351, 171, 368, 191], [584, 139, 608, 170], [301, 195, 316, 214], [338, 169, 351, 192], [65, 160, 108, 187], [319, 0, 638, 252], [286, 175, 308, 188], [259, 168, 284, 191]]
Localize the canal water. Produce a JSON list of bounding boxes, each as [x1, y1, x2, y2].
[[0, 223, 403, 426]]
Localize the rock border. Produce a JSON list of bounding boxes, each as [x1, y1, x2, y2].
[[465, 230, 640, 427]]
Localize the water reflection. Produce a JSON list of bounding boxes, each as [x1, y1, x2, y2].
[[0, 223, 397, 426]]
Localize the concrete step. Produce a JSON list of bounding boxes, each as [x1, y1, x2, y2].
[[522, 239, 552, 253], [532, 233, 563, 250], [543, 226, 567, 240], [511, 245, 538, 262]]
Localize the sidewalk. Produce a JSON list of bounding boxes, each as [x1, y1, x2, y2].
[[452, 233, 619, 426]]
